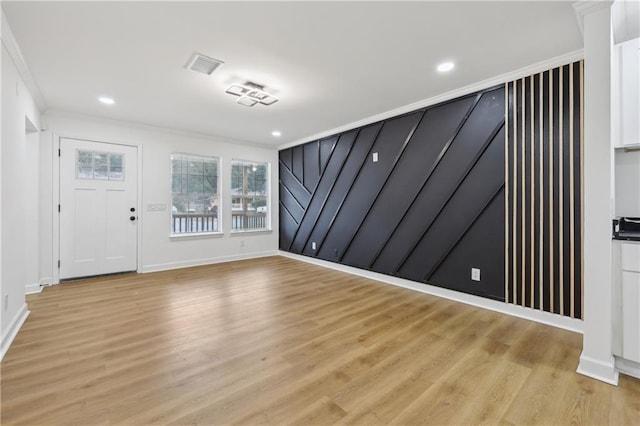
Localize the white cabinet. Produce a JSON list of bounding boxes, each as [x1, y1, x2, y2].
[[614, 38, 640, 148], [614, 242, 640, 363]]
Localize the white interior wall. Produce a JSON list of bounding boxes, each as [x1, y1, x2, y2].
[[1, 43, 41, 343], [39, 110, 279, 281]]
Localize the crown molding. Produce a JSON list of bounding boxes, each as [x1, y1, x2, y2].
[[573, 1, 614, 36], [278, 49, 584, 151], [1, 12, 47, 112]]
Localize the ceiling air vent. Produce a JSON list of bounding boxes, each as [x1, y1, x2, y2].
[[184, 52, 224, 75]]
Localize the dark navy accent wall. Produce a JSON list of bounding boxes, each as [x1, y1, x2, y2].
[[280, 86, 506, 301]]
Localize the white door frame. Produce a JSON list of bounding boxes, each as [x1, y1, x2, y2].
[[51, 134, 143, 284]]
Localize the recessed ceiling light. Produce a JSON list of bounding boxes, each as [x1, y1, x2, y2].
[[437, 62, 455, 72], [98, 97, 115, 105], [272, 130, 281, 137]]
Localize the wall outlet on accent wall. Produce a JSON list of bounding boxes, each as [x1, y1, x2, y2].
[[471, 268, 481, 282], [312, 242, 316, 250], [372, 152, 379, 162]]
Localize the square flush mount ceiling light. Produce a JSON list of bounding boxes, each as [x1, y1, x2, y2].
[[185, 52, 224, 75], [225, 82, 279, 107]]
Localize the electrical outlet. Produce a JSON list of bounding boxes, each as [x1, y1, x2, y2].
[[471, 268, 481, 282], [240, 240, 245, 248], [333, 248, 339, 257], [3, 294, 8, 311], [372, 152, 379, 162], [311, 242, 317, 250]]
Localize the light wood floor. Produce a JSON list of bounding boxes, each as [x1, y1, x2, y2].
[[1, 256, 639, 425]]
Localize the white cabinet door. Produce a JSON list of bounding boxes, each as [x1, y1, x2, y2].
[[621, 243, 640, 363], [618, 38, 639, 147], [59, 138, 138, 279]]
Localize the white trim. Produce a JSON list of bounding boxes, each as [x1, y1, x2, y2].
[[616, 356, 640, 380], [229, 229, 273, 236], [1, 12, 46, 112], [25, 283, 43, 295], [141, 250, 277, 273], [577, 353, 619, 386], [278, 49, 584, 150], [278, 251, 584, 334], [0, 304, 30, 362], [170, 231, 224, 239]]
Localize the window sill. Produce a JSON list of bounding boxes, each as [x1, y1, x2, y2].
[[170, 231, 224, 240], [230, 229, 273, 236]]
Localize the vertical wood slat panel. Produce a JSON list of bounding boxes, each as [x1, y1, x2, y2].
[[580, 60, 585, 318], [505, 83, 509, 303], [559, 65, 564, 317], [539, 72, 544, 310], [549, 69, 555, 313], [530, 75, 535, 309], [512, 81, 518, 304], [521, 78, 526, 307], [569, 62, 575, 318], [506, 60, 582, 319]]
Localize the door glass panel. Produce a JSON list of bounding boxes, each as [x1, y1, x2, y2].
[[75, 150, 125, 181], [76, 150, 94, 178], [109, 154, 124, 180], [93, 153, 109, 180]]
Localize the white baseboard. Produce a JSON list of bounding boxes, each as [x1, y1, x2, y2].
[[1, 304, 30, 362], [141, 250, 278, 273], [616, 356, 640, 380], [25, 283, 43, 294], [577, 353, 620, 386], [278, 251, 584, 334]]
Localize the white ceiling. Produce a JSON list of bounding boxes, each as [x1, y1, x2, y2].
[[2, 1, 582, 146]]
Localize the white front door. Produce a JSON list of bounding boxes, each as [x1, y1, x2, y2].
[[59, 138, 138, 279]]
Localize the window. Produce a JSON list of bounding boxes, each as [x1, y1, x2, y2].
[[171, 153, 220, 235], [231, 160, 269, 231], [76, 150, 124, 181]]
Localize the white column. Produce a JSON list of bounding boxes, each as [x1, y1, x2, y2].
[[576, 2, 618, 385]]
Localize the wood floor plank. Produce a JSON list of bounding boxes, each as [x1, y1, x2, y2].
[[1, 256, 638, 425]]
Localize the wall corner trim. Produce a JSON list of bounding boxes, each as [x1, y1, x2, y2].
[[278, 251, 584, 334], [1, 12, 47, 112], [577, 352, 619, 385], [0, 304, 30, 362]]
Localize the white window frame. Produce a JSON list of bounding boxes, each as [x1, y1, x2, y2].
[[170, 153, 222, 237], [230, 159, 270, 233]]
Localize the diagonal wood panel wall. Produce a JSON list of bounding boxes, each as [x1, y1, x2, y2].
[[280, 87, 507, 301]]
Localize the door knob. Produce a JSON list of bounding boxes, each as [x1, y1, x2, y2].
[[130, 216, 136, 221]]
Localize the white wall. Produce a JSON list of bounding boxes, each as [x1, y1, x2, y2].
[[40, 110, 279, 281], [1, 43, 41, 344]]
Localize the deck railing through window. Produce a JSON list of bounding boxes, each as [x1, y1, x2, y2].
[[231, 212, 267, 231], [171, 212, 267, 233], [172, 214, 218, 234]]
